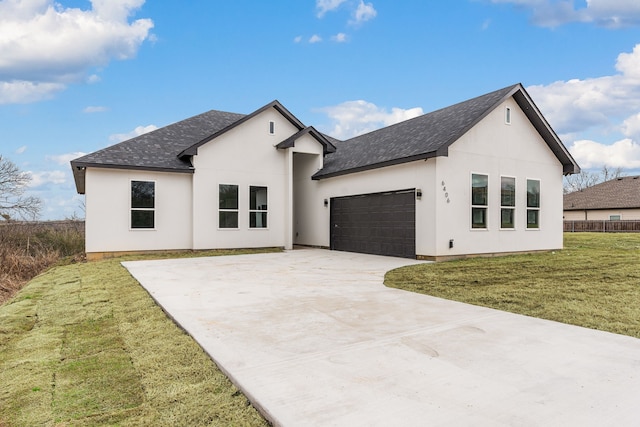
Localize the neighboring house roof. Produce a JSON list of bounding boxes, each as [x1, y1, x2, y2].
[[313, 83, 579, 179], [564, 176, 640, 211]]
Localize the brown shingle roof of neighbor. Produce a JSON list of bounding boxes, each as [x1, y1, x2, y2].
[[564, 176, 640, 210], [313, 83, 580, 179]]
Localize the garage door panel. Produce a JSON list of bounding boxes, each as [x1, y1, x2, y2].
[[330, 190, 416, 259]]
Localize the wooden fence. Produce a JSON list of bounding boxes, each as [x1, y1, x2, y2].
[[564, 220, 640, 233]]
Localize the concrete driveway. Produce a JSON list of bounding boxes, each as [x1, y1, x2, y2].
[[123, 249, 640, 426]]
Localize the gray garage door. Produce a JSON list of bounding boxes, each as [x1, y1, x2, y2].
[[330, 189, 416, 259]]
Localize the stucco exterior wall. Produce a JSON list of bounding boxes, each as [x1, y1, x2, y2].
[[82, 96, 567, 259], [84, 168, 193, 254], [564, 209, 640, 220], [303, 97, 566, 258], [436, 99, 565, 256], [190, 108, 299, 250]]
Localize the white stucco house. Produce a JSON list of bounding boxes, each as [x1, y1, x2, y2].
[[71, 83, 579, 260]]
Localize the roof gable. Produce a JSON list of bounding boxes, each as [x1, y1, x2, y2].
[[313, 83, 580, 179], [178, 100, 305, 157], [564, 176, 640, 210], [275, 126, 337, 154]]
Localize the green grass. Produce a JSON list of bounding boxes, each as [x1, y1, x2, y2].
[[386, 233, 640, 338], [3, 235, 638, 425], [0, 249, 274, 427]]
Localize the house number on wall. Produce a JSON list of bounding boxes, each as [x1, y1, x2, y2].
[[441, 181, 450, 203]]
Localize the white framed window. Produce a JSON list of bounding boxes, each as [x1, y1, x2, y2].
[[471, 173, 488, 229], [269, 121, 275, 135], [610, 215, 621, 220], [131, 180, 155, 229], [505, 107, 512, 124], [249, 186, 268, 228], [527, 179, 540, 229], [219, 184, 239, 229], [501, 176, 516, 229]]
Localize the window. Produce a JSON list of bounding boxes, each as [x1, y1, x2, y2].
[[610, 215, 621, 220], [527, 179, 540, 229], [505, 107, 512, 124], [501, 177, 515, 228], [269, 121, 275, 135], [249, 186, 268, 228], [131, 180, 155, 229], [219, 184, 239, 228], [471, 174, 488, 229]]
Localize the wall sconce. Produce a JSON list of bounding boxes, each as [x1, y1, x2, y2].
[[416, 189, 422, 199], [449, 239, 454, 249], [324, 199, 328, 207]]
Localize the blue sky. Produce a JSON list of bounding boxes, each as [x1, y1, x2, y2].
[[2, 0, 640, 220]]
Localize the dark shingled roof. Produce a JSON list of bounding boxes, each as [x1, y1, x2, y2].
[[71, 109, 245, 193], [313, 83, 579, 179], [72, 109, 245, 172], [71, 83, 578, 194], [564, 176, 640, 210]]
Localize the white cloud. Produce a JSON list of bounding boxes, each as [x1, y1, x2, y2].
[[87, 74, 101, 84], [83, 105, 109, 113], [321, 100, 424, 139], [332, 32, 348, 42], [569, 139, 640, 169], [527, 43, 640, 171], [316, 0, 348, 17], [309, 34, 323, 43], [0, 0, 153, 104], [527, 44, 640, 135], [46, 152, 88, 165], [293, 35, 303, 43], [622, 113, 640, 139], [489, 0, 640, 28], [0, 80, 65, 105], [109, 124, 158, 143], [15, 145, 27, 154], [28, 170, 67, 188], [350, 0, 377, 25]]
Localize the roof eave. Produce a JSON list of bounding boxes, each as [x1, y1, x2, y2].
[[313, 151, 439, 180], [512, 88, 581, 176], [70, 161, 194, 195]]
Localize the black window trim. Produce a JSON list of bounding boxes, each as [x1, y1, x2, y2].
[[130, 179, 156, 230], [249, 185, 268, 229], [471, 172, 489, 230], [219, 183, 240, 230]]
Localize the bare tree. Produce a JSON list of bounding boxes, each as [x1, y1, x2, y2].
[[600, 165, 625, 182], [563, 165, 626, 194], [0, 155, 42, 220]]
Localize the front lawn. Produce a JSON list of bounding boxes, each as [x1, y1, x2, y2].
[[386, 233, 640, 338], [0, 250, 273, 427]]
